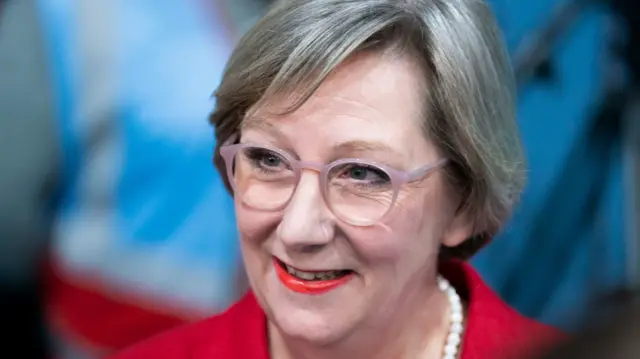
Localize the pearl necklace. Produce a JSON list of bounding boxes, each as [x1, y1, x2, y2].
[[437, 275, 464, 359]]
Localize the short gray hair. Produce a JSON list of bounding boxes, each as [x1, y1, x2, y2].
[[211, 0, 526, 259]]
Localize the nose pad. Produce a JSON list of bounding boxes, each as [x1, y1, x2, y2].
[[276, 171, 334, 251]]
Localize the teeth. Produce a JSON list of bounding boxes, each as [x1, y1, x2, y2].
[[285, 264, 347, 281]]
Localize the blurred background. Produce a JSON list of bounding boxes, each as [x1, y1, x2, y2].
[[0, 0, 637, 358]]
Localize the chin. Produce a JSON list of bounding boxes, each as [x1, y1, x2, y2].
[[271, 304, 353, 345], [254, 261, 367, 346], [258, 276, 357, 345]]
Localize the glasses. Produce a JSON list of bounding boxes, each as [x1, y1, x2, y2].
[[219, 143, 448, 227]]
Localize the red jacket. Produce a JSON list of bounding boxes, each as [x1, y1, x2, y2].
[[111, 261, 565, 359]]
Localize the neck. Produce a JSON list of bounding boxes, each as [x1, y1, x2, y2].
[[269, 282, 452, 359]]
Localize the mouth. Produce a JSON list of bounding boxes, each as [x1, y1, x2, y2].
[[273, 257, 355, 295]]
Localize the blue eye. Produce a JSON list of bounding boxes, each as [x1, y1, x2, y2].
[[243, 147, 290, 173], [339, 164, 390, 186]]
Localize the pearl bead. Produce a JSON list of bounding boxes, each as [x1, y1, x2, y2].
[[451, 322, 463, 334], [435, 275, 464, 359], [444, 344, 457, 355], [451, 301, 462, 311], [438, 279, 449, 291], [447, 333, 461, 345]]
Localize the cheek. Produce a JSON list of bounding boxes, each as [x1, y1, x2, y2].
[[387, 191, 429, 236], [397, 180, 455, 238], [342, 212, 424, 267], [391, 188, 423, 214], [349, 190, 443, 268], [235, 200, 281, 246]]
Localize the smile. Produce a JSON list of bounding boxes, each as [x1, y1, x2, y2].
[[273, 258, 354, 295]]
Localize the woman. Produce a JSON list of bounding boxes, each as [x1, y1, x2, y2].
[[112, 0, 564, 358]]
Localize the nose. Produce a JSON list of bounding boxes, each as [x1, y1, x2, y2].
[[276, 170, 334, 252]]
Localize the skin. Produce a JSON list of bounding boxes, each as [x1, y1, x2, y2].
[[234, 51, 473, 359]]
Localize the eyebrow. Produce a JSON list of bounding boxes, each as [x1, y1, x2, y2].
[[241, 117, 403, 160], [332, 140, 398, 156], [241, 116, 279, 134], [331, 140, 407, 167]]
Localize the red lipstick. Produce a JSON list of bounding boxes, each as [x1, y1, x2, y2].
[[274, 258, 354, 295]]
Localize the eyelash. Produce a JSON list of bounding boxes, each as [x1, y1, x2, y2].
[[244, 149, 288, 172], [240, 144, 395, 187]]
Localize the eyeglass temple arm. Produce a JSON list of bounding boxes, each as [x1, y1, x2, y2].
[[221, 133, 240, 146], [407, 159, 449, 182]]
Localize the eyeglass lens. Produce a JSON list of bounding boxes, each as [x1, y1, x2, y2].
[[230, 146, 396, 225]]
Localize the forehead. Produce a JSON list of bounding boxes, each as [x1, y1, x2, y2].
[[244, 52, 431, 161]]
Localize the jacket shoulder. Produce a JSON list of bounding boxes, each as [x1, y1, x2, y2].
[[109, 293, 263, 359], [108, 313, 228, 359]]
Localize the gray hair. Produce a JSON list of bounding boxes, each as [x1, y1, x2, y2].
[[211, 0, 526, 259]]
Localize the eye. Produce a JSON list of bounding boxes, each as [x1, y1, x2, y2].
[[260, 153, 282, 168], [339, 164, 390, 185], [243, 147, 290, 172], [348, 166, 369, 180]]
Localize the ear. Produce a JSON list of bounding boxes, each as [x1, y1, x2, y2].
[[441, 209, 474, 248]]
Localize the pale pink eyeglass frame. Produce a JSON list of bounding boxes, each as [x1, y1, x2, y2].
[[219, 142, 448, 226]]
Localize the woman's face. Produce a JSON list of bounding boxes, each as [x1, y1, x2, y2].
[[234, 52, 471, 345]]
